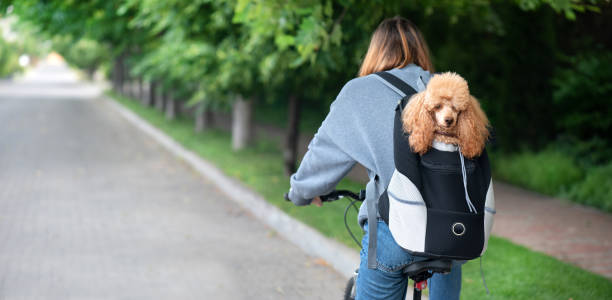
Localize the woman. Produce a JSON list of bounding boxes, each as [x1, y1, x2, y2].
[[286, 17, 462, 300]]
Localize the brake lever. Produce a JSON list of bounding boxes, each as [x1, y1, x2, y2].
[[284, 192, 338, 202], [320, 191, 341, 202]]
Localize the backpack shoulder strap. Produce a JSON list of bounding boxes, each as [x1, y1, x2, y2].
[[363, 72, 420, 270], [374, 71, 418, 97]]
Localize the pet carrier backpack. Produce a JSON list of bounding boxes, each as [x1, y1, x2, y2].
[[370, 71, 495, 262]]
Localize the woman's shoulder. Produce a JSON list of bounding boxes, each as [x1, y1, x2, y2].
[[330, 75, 389, 113], [338, 73, 385, 96], [329, 74, 399, 117], [386, 64, 432, 90], [338, 65, 431, 98]]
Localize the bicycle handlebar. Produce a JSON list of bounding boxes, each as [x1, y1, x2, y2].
[[284, 189, 366, 248], [284, 189, 365, 203], [320, 190, 365, 202]]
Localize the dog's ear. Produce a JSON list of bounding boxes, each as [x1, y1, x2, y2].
[[457, 95, 490, 158], [402, 92, 434, 155]]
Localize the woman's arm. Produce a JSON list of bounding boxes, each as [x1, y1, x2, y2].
[[288, 75, 387, 206], [287, 129, 356, 206]]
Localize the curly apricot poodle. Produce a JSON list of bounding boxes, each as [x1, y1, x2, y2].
[[402, 72, 490, 158]]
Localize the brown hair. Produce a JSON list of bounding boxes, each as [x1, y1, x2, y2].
[[359, 16, 433, 77]]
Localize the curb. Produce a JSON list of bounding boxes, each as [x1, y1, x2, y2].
[[104, 96, 360, 279]]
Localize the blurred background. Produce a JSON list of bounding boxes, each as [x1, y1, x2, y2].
[[0, 0, 611, 299], [1, 0, 610, 210]]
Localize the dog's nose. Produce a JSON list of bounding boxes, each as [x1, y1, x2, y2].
[[444, 117, 453, 126]]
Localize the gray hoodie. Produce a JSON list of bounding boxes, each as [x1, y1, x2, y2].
[[288, 64, 431, 225]]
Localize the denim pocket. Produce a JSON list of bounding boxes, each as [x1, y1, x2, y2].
[[365, 220, 416, 273]]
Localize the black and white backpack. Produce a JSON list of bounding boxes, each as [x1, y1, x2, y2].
[[374, 71, 495, 261]]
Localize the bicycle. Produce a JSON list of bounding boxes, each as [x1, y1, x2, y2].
[[285, 190, 452, 300]]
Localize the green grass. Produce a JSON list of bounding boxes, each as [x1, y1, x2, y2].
[[110, 92, 612, 299], [462, 237, 612, 299]]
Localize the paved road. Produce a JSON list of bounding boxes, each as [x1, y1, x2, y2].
[[0, 61, 346, 299], [492, 182, 612, 279]]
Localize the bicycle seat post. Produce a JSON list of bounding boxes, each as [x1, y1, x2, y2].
[[403, 259, 452, 300], [413, 278, 428, 300], [413, 286, 422, 300]]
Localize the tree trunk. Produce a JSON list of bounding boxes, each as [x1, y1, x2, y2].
[[156, 88, 165, 111], [176, 100, 185, 116], [86, 67, 95, 81], [140, 80, 148, 105], [124, 79, 129, 97], [165, 93, 176, 120], [284, 95, 301, 175], [232, 96, 253, 151], [129, 80, 136, 99], [121, 58, 129, 96], [195, 103, 213, 132], [111, 60, 116, 90], [147, 81, 157, 107], [138, 77, 144, 102], [113, 55, 124, 93]]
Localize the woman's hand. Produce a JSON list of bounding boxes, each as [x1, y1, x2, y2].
[[311, 196, 323, 207]]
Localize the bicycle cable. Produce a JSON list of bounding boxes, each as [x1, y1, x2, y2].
[[344, 198, 362, 248]]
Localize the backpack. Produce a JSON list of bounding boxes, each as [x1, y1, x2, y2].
[[372, 71, 495, 262]]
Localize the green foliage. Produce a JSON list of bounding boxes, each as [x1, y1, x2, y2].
[[0, 34, 22, 77], [6, 20, 48, 57], [233, 0, 340, 70], [6, 0, 139, 50], [551, 51, 612, 149], [427, 2, 561, 149], [493, 145, 612, 213], [566, 162, 612, 212], [492, 148, 584, 195], [67, 39, 109, 73], [122, 0, 263, 105], [0, 15, 49, 77], [552, 135, 612, 167], [8, 0, 611, 212], [515, 0, 602, 20], [52, 36, 109, 77]]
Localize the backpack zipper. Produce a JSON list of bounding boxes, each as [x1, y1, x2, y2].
[[420, 159, 476, 174]]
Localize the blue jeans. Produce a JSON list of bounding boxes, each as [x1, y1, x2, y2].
[[356, 220, 462, 300]]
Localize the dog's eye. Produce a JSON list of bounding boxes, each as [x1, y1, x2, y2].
[[434, 104, 441, 110]]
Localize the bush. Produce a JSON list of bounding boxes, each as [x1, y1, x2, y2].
[[567, 163, 612, 213], [553, 135, 612, 168], [551, 51, 612, 146], [0, 34, 22, 78], [51, 36, 108, 79], [493, 147, 612, 213], [492, 148, 584, 196]]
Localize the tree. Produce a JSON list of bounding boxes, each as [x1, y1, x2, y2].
[[5, 0, 607, 162]]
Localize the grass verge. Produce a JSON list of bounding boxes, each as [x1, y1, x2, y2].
[[110, 92, 612, 299], [492, 149, 612, 213]]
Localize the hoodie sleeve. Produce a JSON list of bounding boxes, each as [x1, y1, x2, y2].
[[288, 128, 357, 206], [287, 73, 398, 205], [287, 81, 362, 206]]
